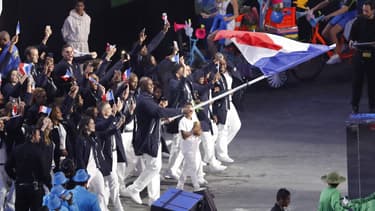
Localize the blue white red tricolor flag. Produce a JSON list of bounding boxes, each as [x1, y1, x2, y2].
[[89, 76, 100, 85], [18, 63, 32, 76], [12, 105, 17, 116], [214, 30, 331, 75], [61, 69, 72, 81], [102, 90, 114, 102], [122, 68, 131, 81], [39, 105, 52, 116]]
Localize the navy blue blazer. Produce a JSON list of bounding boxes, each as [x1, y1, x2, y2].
[[133, 91, 181, 157], [96, 115, 127, 174]]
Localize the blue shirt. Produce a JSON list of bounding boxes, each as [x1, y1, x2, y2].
[[71, 186, 101, 211]]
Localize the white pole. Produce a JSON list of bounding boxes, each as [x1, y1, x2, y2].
[[163, 74, 269, 124], [192, 74, 268, 110], [353, 41, 375, 46]]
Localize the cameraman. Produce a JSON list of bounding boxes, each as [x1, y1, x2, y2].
[[349, 0, 375, 113], [5, 125, 50, 211]]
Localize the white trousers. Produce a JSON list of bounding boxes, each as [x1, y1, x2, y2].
[[216, 102, 241, 158], [178, 139, 201, 189], [4, 182, 14, 211], [166, 133, 183, 176], [0, 165, 8, 211], [104, 152, 124, 211], [201, 130, 217, 165], [88, 168, 107, 211], [117, 132, 140, 189], [128, 145, 162, 204]]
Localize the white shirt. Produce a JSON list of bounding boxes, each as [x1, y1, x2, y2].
[[223, 71, 233, 101], [178, 115, 199, 142], [56, 123, 67, 150]]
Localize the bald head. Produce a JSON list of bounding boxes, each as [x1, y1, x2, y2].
[[129, 73, 139, 91], [139, 77, 154, 94], [0, 31, 10, 47]]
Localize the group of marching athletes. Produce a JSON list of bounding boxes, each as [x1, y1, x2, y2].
[[0, 0, 373, 210], [0, 1, 244, 210]]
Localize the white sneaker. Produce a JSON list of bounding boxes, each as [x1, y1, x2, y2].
[[209, 164, 227, 172], [198, 178, 208, 186], [163, 170, 180, 180], [176, 183, 184, 190], [217, 155, 234, 163], [148, 198, 156, 206], [193, 185, 204, 192], [326, 54, 341, 64], [126, 188, 142, 204]]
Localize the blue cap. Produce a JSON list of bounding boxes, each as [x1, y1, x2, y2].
[[73, 169, 90, 182], [51, 185, 66, 197], [53, 171, 69, 185], [46, 194, 62, 210]]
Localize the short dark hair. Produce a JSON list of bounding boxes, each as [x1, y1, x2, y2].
[[276, 188, 290, 201], [76, 0, 85, 5], [172, 63, 183, 74], [24, 46, 38, 58], [60, 158, 76, 178], [364, 0, 375, 9], [62, 44, 73, 51]]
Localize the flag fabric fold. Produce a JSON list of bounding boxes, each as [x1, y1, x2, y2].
[[102, 90, 114, 102], [214, 30, 331, 75], [18, 63, 32, 76], [122, 68, 131, 81], [12, 105, 17, 116], [39, 105, 52, 116], [61, 69, 72, 81], [89, 77, 100, 85]]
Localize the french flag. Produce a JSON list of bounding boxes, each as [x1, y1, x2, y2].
[[12, 105, 17, 116], [39, 105, 52, 116], [61, 69, 72, 81], [214, 30, 331, 75], [122, 68, 131, 81], [18, 63, 33, 76], [102, 90, 114, 102], [89, 76, 99, 85]]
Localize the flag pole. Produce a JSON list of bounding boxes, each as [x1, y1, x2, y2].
[[353, 41, 375, 47], [192, 74, 268, 110], [163, 74, 269, 124]]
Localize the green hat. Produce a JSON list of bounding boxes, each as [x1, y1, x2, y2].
[[321, 172, 346, 184]]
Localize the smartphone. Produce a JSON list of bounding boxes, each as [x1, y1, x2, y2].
[[173, 41, 179, 52], [141, 28, 146, 34]]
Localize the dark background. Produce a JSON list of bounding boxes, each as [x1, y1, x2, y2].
[[0, 0, 196, 60]]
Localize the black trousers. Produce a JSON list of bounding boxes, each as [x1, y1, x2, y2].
[[15, 184, 44, 211], [351, 53, 375, 110]]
